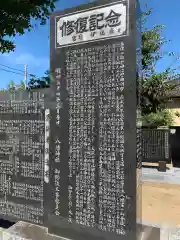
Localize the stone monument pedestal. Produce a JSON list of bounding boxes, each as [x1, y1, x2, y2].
[[2, 222, 68, 240], [1, 221, 179, 240]]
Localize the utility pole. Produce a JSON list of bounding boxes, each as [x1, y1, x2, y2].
[[24, 64, 27, 89]]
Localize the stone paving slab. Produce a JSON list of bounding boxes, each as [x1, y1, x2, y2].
[[141, 167, 180, 184], [0, 227, 5, 240]]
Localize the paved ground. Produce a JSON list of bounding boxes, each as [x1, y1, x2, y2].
[[141, 167, 180, 184], [0, 167, 179, 240]]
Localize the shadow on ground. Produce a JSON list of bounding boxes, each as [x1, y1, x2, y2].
[[0, 219, 14, 228], [142, 164, 170, 170], [172, 159, 180, 168]]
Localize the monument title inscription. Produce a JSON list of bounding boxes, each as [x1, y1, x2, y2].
[[50, 0, 137, 240]]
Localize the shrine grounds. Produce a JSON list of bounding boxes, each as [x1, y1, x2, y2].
[[139, 167, 180, 227]]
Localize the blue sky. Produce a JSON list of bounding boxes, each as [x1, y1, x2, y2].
[[0, 0, 179, 89]]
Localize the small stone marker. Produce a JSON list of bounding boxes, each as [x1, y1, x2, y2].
[[158, 161, 166, 172]]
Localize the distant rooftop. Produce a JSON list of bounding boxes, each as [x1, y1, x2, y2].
[[167, 77, 180, 98]]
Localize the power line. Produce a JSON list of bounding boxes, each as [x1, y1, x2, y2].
[[0, 67, 24, 76], [0, 65, 37, 77], [0, 64, 24, 73]]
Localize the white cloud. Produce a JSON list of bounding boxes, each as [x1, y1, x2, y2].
[[3, 52, 49, 68], [15, 53, 48, 67]]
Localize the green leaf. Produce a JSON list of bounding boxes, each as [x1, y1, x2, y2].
[[0, 0, 57, 53]]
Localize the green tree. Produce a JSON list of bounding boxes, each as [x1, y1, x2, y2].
[[0, 0, 57, 53], [28, 70, 53, 89], [141, 109, 174, 128], [18, 80, 26, 90], [140, 7, 178, 127], [141, 72, 176, 114], [7, 80, 15, 90]]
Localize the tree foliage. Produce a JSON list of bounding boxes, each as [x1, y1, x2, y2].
[[141, 72, 176, 114], [141, 10, 167, 77], [18, 80, 26, 90], [0, 0, 57, 53], [141, 109, 174, 128], [7, 79, 26, 90], [0, 79, 26, 92], [7, 80, 15, 90], [140, 6, 179, 126], [28, 70, 52, 89]]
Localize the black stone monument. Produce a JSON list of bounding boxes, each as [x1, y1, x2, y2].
[[49, 0, 138, 239], [142, 129, 171, 163], [0, 90, 46, 225]]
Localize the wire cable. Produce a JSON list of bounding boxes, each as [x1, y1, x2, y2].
[[0, 66, 37, 77], [0, 67, 24, 76], [0, 63, 24, 73]]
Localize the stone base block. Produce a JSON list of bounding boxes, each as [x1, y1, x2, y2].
[[1, 221, 180, 240], [1, 222, 68, 240]]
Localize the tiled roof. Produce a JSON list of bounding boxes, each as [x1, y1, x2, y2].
[[169, 87, 180, 97], [167, 78, 180, 98]]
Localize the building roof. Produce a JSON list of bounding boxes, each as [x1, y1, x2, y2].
[[167, 78, 180, 98]]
